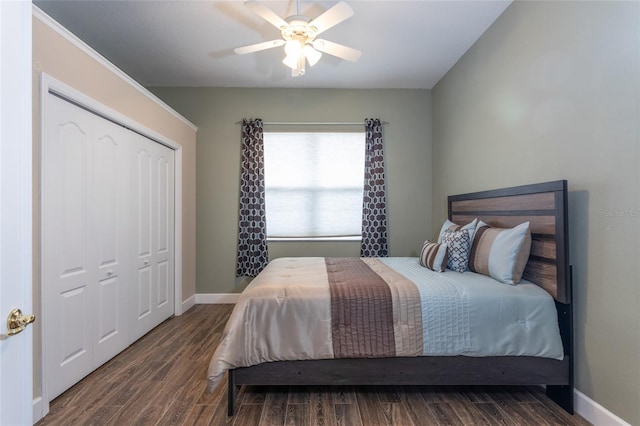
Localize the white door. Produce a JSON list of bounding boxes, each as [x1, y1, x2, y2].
[[42, 85, 176, 400], [43, 95, 95, 399], [92, 115, 132, 367], [0, 1, 33, 425], [43, 95, 131, 399], [130, 135, 174, 342]]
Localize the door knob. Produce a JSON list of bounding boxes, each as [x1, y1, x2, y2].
[[6, 308, 35, 336]]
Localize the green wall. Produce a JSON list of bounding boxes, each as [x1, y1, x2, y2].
[[149, 88, 432, 294], [431, 1, 640, 423]]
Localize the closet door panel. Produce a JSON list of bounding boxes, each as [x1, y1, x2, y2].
[[130, 138, 175, 342], [97, 276, 119, 343], [95, 135, 118, 274], [92, 122, 131, 366], [136, 148, 153, 263], [157, 260, 169, 308], [154, 148, 174, 319], [43, 95, 95, 400], [156, 155, 170, 255], [131, 143, 156, 341], [136, 266, 152, 319]]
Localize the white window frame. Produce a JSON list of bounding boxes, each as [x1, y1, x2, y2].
[[263, 131, 365, 241]]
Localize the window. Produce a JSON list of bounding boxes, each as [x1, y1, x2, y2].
[[264, 131, 365, 240]]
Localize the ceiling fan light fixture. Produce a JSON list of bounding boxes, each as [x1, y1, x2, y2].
[[303, 45, 322, 66], [293, 55, 306, 76], [235, 1, 360, 76], [284, 39, 303, 57], [282, 54, 299, 70]]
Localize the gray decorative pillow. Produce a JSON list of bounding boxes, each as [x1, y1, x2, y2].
[[441, 229, 471, 273]]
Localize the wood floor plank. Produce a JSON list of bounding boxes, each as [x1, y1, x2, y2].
[[209, 406, 236, 425], [242, 386, 268, 405], [334, 404, 362, 426], [482, 387, 550, 425], [421, 385, 450, 403], [356, 387, 390, 425], [375, 385, 402, 403], [457, 386, 493, 403], [258, 386, 289, 425], [447, 400, 493, 426], [285, 403, 310, 426], [380, 402, 416, 426], [517, 402, 557, 426], [309, 386, 338, 426], [428, 402, 465, 426], [396, 386, 440, 426], [183, 404, 218, 425], [233, 404, 264, 426], [475, 402, 511, 426], [287, 386, 311, 404], [129, 405, 168, 426], [35, 305, 591, 426], [332, 386, 357, 404], [109, 381, 168, 424]]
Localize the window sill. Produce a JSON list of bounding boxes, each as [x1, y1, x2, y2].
[[267, 237, 362, 242]]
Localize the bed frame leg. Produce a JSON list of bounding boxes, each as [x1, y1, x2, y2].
[[227, 370, 236, 416], [547, 385, 574, 414]]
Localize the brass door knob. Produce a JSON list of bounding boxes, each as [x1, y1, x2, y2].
[[6, 308, 35, 336]]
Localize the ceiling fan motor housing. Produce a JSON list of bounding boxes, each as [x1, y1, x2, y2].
[[282, 15, 318, 43]]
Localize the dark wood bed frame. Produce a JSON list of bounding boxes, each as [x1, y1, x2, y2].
[[227, 180, 573, 415]]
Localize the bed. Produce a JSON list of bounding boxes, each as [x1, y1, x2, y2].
[[210, 180, 573, 415]]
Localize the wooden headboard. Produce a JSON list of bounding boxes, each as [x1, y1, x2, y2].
[[448, 180, 571, 304]]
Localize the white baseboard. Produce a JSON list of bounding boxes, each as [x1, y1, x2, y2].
[[33, 396, 44, 424], [196, 293, 241, 304], [181, 294, 196, 313], [575, 389, 630, 426]]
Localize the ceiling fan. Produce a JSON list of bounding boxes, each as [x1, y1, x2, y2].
[[234, 0, 361, 77]]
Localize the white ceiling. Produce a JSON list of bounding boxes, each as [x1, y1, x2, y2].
[[34, 0, 511, 89]]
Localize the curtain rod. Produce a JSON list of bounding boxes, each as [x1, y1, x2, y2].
[[236, 121, 388, 125]]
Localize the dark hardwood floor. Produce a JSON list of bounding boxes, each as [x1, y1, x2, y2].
[[37, 304, 591, 425]]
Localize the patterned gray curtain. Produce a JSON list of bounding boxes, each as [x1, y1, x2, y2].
[[361, 118, 389, 257], [235, 119, 269, 277]]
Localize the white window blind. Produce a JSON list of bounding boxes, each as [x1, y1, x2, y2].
[[264, 132, 365, 239]]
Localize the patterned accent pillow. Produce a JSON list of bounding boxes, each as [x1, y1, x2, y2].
[[419, 240, 448, 272], [441, 229, 471, 273], [468, 221, 532, 284], [437, 218, 478, 244]]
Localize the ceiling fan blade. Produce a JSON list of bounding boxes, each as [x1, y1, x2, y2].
[[234, 39, 285, 55], [245, 1, 289, 29], [312, 39, 361, 62], [308, 2, 354, 35]]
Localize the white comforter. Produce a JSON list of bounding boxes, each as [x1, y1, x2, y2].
[[208, 257, 564, 391]]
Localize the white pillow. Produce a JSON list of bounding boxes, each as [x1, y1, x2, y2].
[[468, 221, 532, 284], [437, 218, 478, 244]]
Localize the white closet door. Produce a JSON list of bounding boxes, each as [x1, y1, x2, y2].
[[92, 118, 132, 367], [43, 95, 96, 399], [130, 134, 174, 342], [43, 90, 175, 401]]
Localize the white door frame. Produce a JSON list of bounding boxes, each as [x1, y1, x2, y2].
[[39, 73, 183, 414], [0, 0, 33, 425]]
